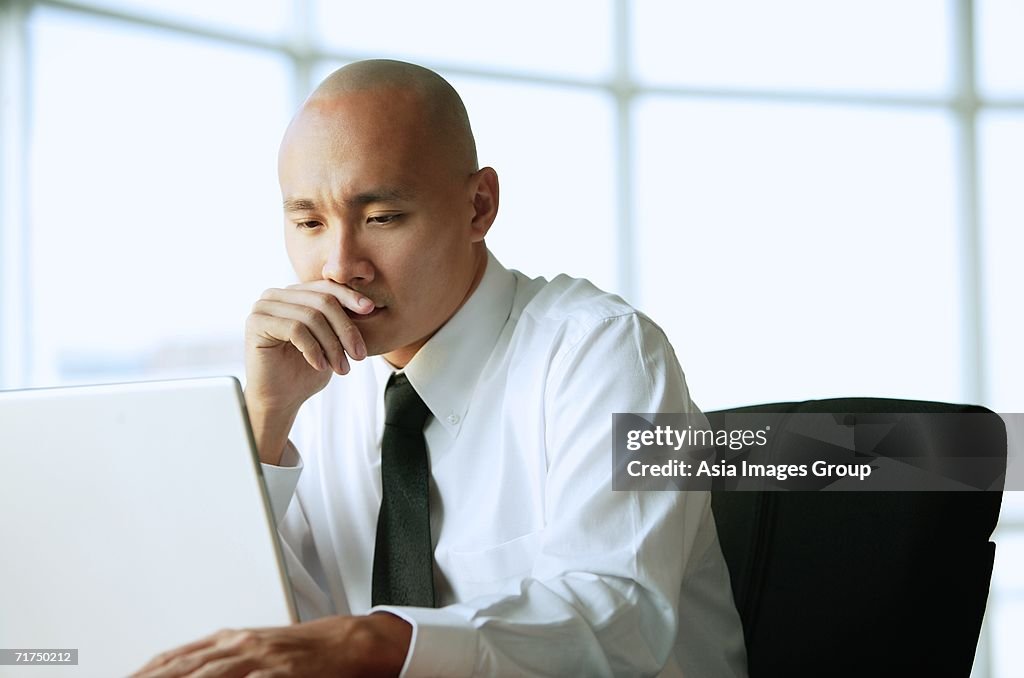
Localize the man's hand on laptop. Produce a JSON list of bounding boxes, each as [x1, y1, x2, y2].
[[131, 612, 410, 677], [244, 281, 374, 465]]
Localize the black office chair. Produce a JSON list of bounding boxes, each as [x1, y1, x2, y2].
[[708, 398, 1006, 678]]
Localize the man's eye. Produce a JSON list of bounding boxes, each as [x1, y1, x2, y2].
[[296, 220, 322, 230], [367, 214, 399, 225]]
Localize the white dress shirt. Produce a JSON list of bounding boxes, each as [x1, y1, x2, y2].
[[262, 250, 748, 677]]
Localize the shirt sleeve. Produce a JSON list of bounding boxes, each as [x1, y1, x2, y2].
[[260, 440, 303, 525], [373, 313, 736, 677], [261, 439, 340, 621]]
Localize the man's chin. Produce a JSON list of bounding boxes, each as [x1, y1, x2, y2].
[[374, 338, 431, 370], [360, 335, 399, 363]]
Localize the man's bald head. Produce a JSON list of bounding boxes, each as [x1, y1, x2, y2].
[[276, 59, 499, 368], [288, 59, 478, 177]]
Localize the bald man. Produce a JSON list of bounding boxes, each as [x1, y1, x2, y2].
[[134, 60, 747, 677]]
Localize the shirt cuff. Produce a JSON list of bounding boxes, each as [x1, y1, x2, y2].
[[259, 440, 303, 524], [369, 606, 478, 678]]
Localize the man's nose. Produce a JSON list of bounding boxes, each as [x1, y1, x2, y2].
[[321, 227, 374, 285]]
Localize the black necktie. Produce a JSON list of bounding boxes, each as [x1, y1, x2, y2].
[[371, 372, 436, 607]]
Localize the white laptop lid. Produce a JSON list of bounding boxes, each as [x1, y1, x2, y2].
[[0, 377, 297, 677]]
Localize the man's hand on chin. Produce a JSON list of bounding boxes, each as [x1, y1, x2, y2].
[[131, 612, 411, 678]]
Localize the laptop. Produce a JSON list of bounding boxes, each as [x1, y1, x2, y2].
[[0, 377, 298, 677]]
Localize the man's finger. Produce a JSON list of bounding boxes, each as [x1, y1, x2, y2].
[[252, 299, 353, 373], [283, 280, 378, 314], [250, 313, 336, 373], [135, 644, 245, 678], [185, 653, 260, 678], [255, 289, 367, 362], [254, 290, 368, 368], [131, 636, 217, 675]]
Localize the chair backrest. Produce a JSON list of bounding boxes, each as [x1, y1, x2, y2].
[[708, 398, 1005, 677]]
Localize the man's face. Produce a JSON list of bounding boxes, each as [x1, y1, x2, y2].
[[278, 87, 489, 366]]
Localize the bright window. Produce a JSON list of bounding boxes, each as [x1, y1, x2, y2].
[[77, 0, 290, 39], [313, 0, 614, 80], [979, 113, 1024, 412], [28, 8, 293, 384], [447, 76, 617, 292], [632, 0, 951, 94], [634, 98, 960, 409], [977, 0, 1024, 97]]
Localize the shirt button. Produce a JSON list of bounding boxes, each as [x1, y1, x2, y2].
[[446, 414, 460, 425]]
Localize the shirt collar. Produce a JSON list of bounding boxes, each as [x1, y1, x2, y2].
[[372, 249, 516, 437]]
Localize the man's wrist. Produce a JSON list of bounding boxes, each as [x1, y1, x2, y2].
[[244, 397, 300, 465], [354, 612, 413, 677]]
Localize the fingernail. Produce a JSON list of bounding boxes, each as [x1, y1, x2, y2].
[[355, 342, 366, 360], [357, 297, 373, 310]]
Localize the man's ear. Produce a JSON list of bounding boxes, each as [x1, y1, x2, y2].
[[469, 167, 499, 242]]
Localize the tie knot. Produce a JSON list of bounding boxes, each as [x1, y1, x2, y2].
[[384, 372, 431, 431]]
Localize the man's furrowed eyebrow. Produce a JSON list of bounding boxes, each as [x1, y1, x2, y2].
[[283, 189, 413, 212], [283, 198, 318, 212], [345, 188, 414, 206]]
